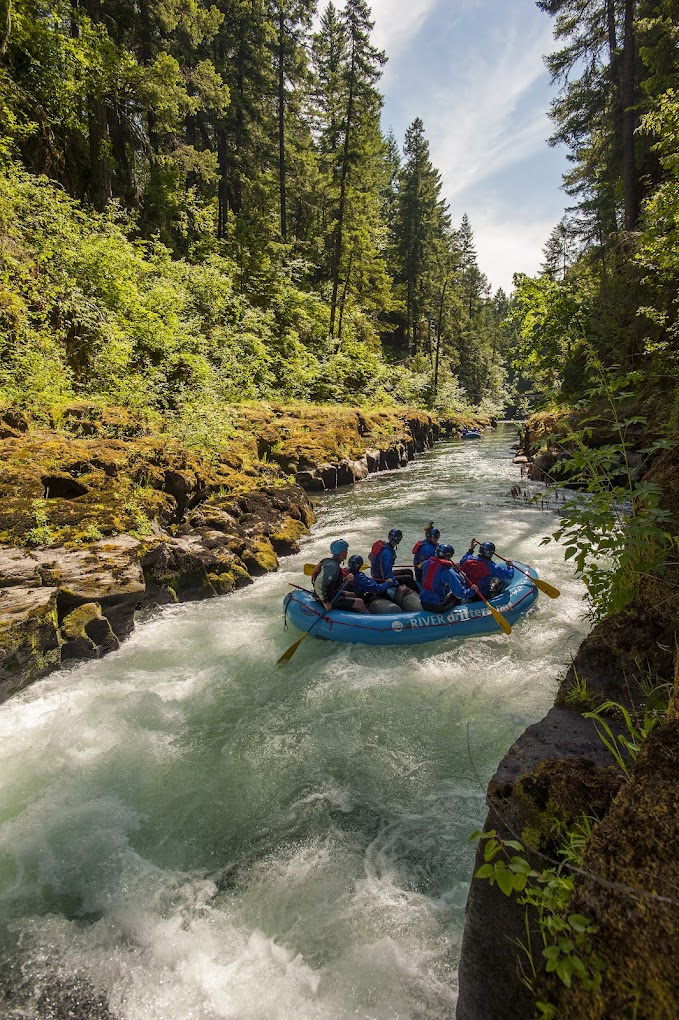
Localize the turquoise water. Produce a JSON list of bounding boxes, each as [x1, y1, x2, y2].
[[0, 427, 589, 1019]]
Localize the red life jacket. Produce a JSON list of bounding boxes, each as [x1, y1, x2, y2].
[[460, 557, 492, 586], [369, 539, 386, 563], [412, 540, 424, 557], [421, 556, 452, 594]]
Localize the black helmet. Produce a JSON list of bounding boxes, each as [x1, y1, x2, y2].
[[479, 541, 495, 559], [437, 543, 454, 559], [388, 528, 403, 544], [347, 554, 364, 573], [429, 528, 440, 542]]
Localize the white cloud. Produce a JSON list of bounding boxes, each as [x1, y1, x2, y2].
[[428, 19, 554, 198], [472, 209, 556, 294], [368, 0, 440, 59]]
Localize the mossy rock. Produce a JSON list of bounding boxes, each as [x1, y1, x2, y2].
[[60, 602, 119, 660], [61, 602, 104, 640], [514, 757, 624, 855], [208, 571, 237, 595], [0, 587, 61, 701], [269, 516, 309, 554], [240, 535, 278, 576]]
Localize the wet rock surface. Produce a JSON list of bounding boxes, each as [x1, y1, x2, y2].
[[456, 708, 625, 1020], [0, 403, 489, 701], [457, 448, 679, 1020], [0, 483, 313, 702]]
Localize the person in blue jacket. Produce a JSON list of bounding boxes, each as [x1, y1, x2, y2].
[[412, 524, 440, 583], [420, 544, 478, 612], [346, 555, 403, 606], [459, 539, 514, 599], [369, 529, 418, 590]]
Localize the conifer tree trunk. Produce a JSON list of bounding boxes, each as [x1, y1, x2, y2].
[[338, 248, 353, 339], [83, 0, 111, 209], [217, 128, 228, 238], [1, 0, 11, 56], [278, 2, 287, 240], [621, 0, 638, 229], [329, 63, 354, 339]]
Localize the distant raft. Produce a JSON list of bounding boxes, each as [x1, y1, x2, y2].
[[283, 563, 539, 646], [461, 428, 482, 439]]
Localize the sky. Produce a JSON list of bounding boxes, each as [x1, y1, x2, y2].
[[366, 0, 569, 293]]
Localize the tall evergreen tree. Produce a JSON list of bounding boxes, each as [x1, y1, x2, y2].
[[269, 0, 316, 241], [325, 0, 386, 339], [537, 0, 647, 237], [393, 117, 450, 356]]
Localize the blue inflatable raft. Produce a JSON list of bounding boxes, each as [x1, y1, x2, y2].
[[283, 563, 539, 646], [461, 428, 481, 439]]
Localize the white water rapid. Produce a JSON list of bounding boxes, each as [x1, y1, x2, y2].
[[0, 426, 589, 1019]]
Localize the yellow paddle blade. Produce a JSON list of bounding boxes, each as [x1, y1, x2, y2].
[[534, 577, 560, 599], [276, 631, 308, 665], [498, 555, 560, 600], [303, 562, 369, 575], [487, 602, 512, 635], [474, 593, 512, 635]]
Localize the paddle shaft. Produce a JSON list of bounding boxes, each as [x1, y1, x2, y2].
[[452, 564, 511, 635], [304, 562, 369, 575], [474, 588, 512, 634], [494, 552, 560, 599]]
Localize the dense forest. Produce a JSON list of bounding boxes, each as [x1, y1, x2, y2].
[[511, 0, 679, 430], [1, 0, 678, 430], [0, 0, 513, 422]]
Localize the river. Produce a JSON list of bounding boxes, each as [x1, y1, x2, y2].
[[0, 426, 589, 1019]]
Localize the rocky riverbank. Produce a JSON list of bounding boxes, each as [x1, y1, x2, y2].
[[456, 444, 679, 1020], [0, 401, 488, 702]]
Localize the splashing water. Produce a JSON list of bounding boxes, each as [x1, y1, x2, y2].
[[0, 427, 589, 1019]]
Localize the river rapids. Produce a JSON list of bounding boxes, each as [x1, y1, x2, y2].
[[0, 427, 589, 1019]]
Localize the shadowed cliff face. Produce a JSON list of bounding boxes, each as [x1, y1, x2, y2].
[[457, 445, 679, 1020]]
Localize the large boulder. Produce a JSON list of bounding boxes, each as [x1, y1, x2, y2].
[[36, 536, 145, 640], [295, 470, 324, 490], [336, 460, 355, 486], [456, 707, 625, 1020], [60, 603, 120, 660], [0, 586, 61, 699]]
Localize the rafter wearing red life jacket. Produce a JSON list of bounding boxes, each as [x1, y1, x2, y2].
[[459, 551, 514, 597], [457, 556, 492, 587], [412, 538, 437, 582], [420, 556, 473, 610]]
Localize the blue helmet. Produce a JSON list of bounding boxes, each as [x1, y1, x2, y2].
[[330, 539, 349, 556], [436, 543, 454, 559], [388, 528, 403, 544], [347, 554, 364, 572], [429, 528, 440, 542], [479, 542, 495, 559]]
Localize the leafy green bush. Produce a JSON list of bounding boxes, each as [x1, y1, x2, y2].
[[540, 356, 676, 619]]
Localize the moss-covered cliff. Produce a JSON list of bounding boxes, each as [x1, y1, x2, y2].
[[0, 400, 488, 702]]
